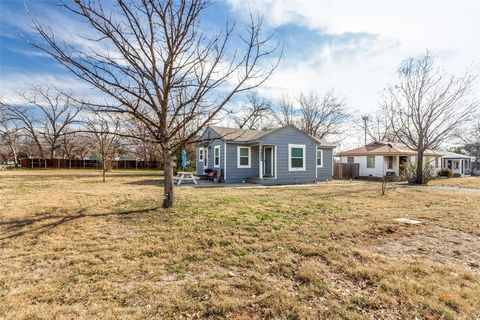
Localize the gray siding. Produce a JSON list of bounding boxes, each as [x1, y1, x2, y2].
[[316, 148, 333, 181], [196, 128, 223, 175], [259, 126, 331, 185], [225, 144, 259, 183], [195, 126, 334, 184]]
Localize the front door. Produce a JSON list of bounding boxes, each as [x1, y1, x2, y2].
[[263, 147, 273, 177]]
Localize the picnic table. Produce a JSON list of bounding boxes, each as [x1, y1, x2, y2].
[[174, 171, 199, 185]]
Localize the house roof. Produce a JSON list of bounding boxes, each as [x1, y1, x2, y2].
[[207, 125, 336, 147], [441, 151, 472, 159], [337, 141, 443, 157], [208, 126, 275, 142]]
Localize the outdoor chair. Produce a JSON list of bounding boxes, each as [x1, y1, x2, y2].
[[205, 168, 224, 183]]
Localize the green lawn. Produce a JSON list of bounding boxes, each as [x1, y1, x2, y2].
[[1, 170, 479, 319]]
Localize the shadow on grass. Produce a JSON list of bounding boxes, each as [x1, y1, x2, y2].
[[126, 179, 165, 186], [0, 206, 161, 241]]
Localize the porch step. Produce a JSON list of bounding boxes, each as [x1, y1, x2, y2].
[[246, 176, 261, 184]]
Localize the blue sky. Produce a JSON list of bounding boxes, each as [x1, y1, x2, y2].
[[1, 0, 479, 147]]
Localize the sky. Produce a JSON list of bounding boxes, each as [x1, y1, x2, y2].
[[1, 0, 479, 147]]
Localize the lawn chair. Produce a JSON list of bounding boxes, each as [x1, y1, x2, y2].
[[205, 168, 224, 183]]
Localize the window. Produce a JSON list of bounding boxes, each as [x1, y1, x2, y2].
[[316, 148, 323, 167], [387, 156, 393, 170], [288, 144, 306, 171], [199, 148, 204, 162], [347, 157, 354, 165], [367, 156, 375, 168], [237, 146, 251, 168], [435, 157, 439, 168], [204, 148, 208, 167], [214, 145, 220, 167]]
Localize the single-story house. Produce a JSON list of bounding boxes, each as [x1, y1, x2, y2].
[[441, 151, 472, 176], [196, 125, 335, 184], [337, 141, 443, 178]]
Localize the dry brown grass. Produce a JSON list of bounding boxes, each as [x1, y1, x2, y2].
[[429, 176, 480, 190], [1, 170, 479, 319]]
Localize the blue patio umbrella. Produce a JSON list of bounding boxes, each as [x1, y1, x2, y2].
[[181, 149, 190, 170]]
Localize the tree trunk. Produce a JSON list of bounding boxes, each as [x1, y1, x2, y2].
[[415, 150, 424, 184], [102, 158, 106, 182], [162, 150, 175, 208]]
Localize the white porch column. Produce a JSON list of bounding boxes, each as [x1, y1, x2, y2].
[[259, 144, 263, 179]]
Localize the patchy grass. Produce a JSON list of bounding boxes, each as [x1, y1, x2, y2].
[[1, 171, 479, 319], [429, 176, 480, 190]]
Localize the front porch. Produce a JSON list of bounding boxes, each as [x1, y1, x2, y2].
[[443, 158, 470, 176], [245, 144, 277, 183]]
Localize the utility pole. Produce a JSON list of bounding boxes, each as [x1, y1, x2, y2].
[[362, 116, 369, 146]]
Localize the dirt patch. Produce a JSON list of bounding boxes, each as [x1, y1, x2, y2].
[[366, 224, 480, 274]]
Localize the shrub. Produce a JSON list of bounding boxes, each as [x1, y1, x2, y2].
[[437, 168, 453, 178], [400, 160, 434, 184]]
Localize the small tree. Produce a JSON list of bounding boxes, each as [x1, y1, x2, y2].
[[385, 52, 478, 184], [85, 114, 121, 182]]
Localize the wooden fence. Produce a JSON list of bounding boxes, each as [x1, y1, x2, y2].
[[20, 158, 162, 170], [333, 163, 359, 180]]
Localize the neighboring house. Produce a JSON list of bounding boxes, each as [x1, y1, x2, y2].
[[196, 125, 335, 184], [441, 151, 472, 176], [337, 141, 443, 178]]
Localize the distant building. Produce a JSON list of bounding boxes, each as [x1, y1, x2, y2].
[[337, 141, 443, 178]]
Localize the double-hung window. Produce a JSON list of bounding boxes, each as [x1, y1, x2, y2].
[[237, 146, 251, 168], [199, 148, 204, 163], [214, 145, 220, 167], [316, 148, 323, 168], [367, 156, 375, 168], [288, 144, 306, 171]]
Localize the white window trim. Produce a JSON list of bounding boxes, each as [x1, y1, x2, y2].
[[288, 144, 306, 171], [199, 148, 204, 162], [214, 145, 221, 168], [316, 148, 323, 168], [237, 146, 251, 168], [204, 147, 208, 167]]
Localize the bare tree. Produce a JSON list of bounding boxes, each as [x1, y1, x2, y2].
[[356, 108, 396, 143], [29, 0, 279, 208], [297, 90, 349, 139], [272, 95, 298, 127], [384, 52, 478, 184], [126, 119, 161, 162], [456, 116, 480, 158], [0, 110, 21, 166], [1, 86, 83, 159], [271, 90, 350, 140], [233, 91, 272, 130], [1, 100, 45, 158], [85, 114, 121, 182]]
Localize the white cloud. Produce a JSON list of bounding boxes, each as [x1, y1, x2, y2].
[[0, 73, 99, 105], [227, 0, 480, 115]]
